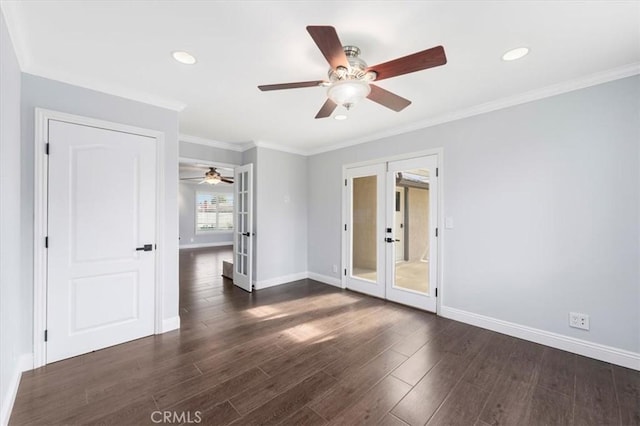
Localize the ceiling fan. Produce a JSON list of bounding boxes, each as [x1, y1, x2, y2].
[[180, 167, 234, 185], [258, 26, 447, 119]]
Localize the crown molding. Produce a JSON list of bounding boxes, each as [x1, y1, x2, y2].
[[306, 62, 640, 156], [179, 136, 309, 156], [180, 134, 249, 152], [251, 140, 309, 156], [27, 68, 187, 111]]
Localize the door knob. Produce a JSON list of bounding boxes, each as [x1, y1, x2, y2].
[[135, 244, 153, 251]]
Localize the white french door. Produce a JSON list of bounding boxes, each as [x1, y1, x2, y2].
[[345, 164, 386, 298], [47, 120, 157, 363], [233, 163, 253, 292], [345, 155, 439, 312], [385, 155, 438, 311]]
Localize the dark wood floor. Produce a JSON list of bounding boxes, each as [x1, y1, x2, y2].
[[10, 247, 639, 425]]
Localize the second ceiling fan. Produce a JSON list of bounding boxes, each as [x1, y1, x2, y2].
[[180, 167, 234, 185], [258, 26, 447, 119]]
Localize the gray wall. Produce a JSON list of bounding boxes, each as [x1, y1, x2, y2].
[[0, 9, 27, 419], [21, 74, 181, 328], [179, 182, 234, 247], [308, 76, 640, 353], [180, 141, 242, 165], [254, 147, 308, 283]]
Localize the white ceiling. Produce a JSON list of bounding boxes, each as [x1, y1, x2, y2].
[[3, 1, 639, 153]]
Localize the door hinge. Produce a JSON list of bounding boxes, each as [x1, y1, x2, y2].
[[344, 268, 347, 276], [344, 224, 347, 231], [344, 179, 347, 186], [45, 143, 50, 155], [45, 236, 48, 248], [435, 288, 438, 297], [44, 330, 48, 342], [436, 167, 438, 177], [435, 228, 438, 237]]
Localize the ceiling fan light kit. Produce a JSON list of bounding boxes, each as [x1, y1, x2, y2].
[[258, 25, 447, 119], [327, 79, 370, 110]]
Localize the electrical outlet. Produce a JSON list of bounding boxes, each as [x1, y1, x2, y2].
[[332, 264, 338, 273], [569, 312, 590, 330]]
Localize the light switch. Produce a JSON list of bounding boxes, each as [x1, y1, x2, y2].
[[445, 217, 454, 229]]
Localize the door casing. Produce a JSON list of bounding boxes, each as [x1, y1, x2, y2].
[[33, 108, 166, 368], [341, 148, 444, 314]]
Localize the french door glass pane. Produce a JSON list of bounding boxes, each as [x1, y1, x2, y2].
[[352, 175, 378, 282], [394, 168, 430, 294]]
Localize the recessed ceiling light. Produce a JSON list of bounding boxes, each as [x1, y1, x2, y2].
[[172, 51, 197, 65], [334, 114, 347, 121], [502, 47, 529, 61]]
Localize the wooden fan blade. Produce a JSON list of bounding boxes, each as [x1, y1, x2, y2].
[[220, 178, 234, 184], [315, 98, 338, 119], [306, 26, 349, 70], [258, 80, 325, 91], [367, 45, 447, 82], [367, 84, 411, 112]]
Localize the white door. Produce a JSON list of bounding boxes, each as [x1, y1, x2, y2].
[[233, 164, 253, 292], [344, 155, 439, 312], [394, 188, 405, 262], [385, 156, 438, 312], [47, 120, 157, 363], [345, 164, 386, 299]]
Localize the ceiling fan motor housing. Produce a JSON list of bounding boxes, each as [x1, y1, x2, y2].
[[328, 46, 376, 82]]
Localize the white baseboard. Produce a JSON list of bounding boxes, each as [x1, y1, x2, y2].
[[254, 272, 309, 290], [440, 306, 640, 371], [179, 241, 233, 249], [1, 353, 33, 426], [161, 316, 181, 333], [308, 272, 343, 288]]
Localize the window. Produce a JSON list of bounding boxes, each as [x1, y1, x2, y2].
[[196, 192, 233, 232]]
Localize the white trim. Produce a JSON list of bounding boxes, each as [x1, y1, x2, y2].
[[161, 316, 181, 333], [251, 140, 309, 156], [179, 241, 233, 249], [179, 156, 238, 170], [306, 63, 640, 156], [308, 272, 343, 288], [180, 134, 248, 152], [33, 108, 167, 368], [253, 272, 309, 290], [180, 137, 309, 157], [440, 306, 640, 371], [0, 354, 33, 426]]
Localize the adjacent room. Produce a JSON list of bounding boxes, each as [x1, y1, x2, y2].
[[0, 1, 638, 425]]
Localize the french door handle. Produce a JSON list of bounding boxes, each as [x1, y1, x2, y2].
[[242, 232, 252, 237], [136, 244, 153, 252], [385, 238, 401, 243]]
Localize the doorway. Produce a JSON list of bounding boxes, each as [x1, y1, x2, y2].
[[344, 154, 439, 312], [177, 159, 254, 292]]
